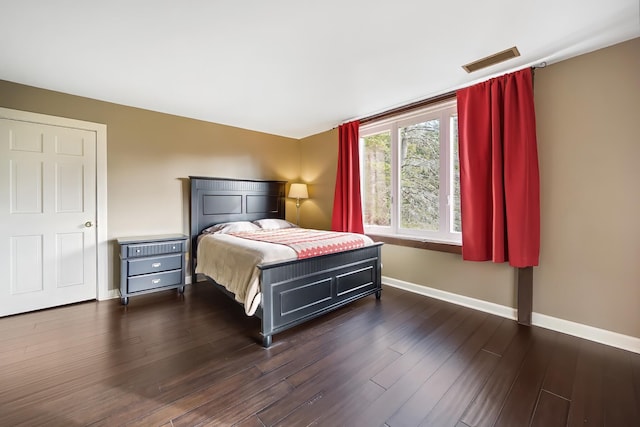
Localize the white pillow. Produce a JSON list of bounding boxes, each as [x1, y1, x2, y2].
[[202, 221, 260, 234], [253, 218, 298, 230]]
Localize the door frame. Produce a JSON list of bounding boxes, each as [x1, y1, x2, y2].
[[0, 107, 110, 300]]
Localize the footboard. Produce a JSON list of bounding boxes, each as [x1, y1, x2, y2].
[[257, 243, 382, 346]]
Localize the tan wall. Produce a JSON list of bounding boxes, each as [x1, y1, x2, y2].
[[299, 128, 338, 230], [301, 38, 640, 338], [0, 80, 300, 291], [534, 37, 640, 337]]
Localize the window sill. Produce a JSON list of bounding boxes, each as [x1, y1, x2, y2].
[[366, 234, 462, 255]]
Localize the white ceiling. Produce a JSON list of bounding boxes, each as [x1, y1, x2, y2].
[[1, 1, 638, 139]]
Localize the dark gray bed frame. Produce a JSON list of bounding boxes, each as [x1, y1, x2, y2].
[[190, 176, 383, 347]]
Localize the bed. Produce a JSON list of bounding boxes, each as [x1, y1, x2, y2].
[[190, 176, 383, 347]]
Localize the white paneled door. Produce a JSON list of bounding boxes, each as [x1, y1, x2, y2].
[[0, 118, 97, 316]]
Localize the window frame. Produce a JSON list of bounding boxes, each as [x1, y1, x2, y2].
[[360, 98, 461, 245]]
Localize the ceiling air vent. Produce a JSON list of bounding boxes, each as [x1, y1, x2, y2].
[[462, 46, 521, 73]]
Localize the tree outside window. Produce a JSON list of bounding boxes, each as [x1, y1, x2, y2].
[[360, 99, 460, 244]]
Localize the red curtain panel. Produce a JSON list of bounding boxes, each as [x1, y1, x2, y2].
[[331, 120, 365, 233], [456, 68, 540, 267]]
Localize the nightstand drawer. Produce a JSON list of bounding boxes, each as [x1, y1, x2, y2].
[[128, 254, 182, 276], [127, 241, 184, 258], [118, 234, 188, 305], [127, 269, 183, 293]]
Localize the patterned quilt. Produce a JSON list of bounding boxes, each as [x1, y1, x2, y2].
[[229, 228, 368, 259]]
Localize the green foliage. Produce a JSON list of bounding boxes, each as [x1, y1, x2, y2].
[[361, 116, 461, 234], [362, 132, 391, 226], [451, 117, 461, 232], [400, 120, 439, 230]]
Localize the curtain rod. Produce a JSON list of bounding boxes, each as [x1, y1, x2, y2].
[[344, 62, 548, 127], [359, 91, 456, 125]]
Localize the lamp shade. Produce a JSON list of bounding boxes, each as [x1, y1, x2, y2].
[[288, 183, 309, 199]]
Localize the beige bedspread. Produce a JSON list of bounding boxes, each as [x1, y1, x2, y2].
[[196, 233, 296, 315]]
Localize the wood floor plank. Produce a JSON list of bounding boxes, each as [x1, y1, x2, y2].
[[122, 308, 383, 426], [254, 293, 407, 376], [492, 327, 557, 427], [122, 366, 265, 427], [369, 305, 460, 389], [387, 315, 502, 426], [313, 379, 386, 425], [632, 348, 640, 411], [256, 307, 411, 425], [72, 342, 254, 425], [98, 352, 277, 426], [387, 300, 443, 354], [123, 336, 330, 426], [566, 339, 605, 427], [63, 337, 261, 422], [348, 309, 486, 426], [458, 323, 536, 427], [233, 414, 267, 427], [1, 336, 149, 412], [482, 317, 519, 356], [212, 319, 397, 424], [178, 381, 293, 426], [0, 283, 638, 426], [530, 390, 570, 427], [601, 345, 640, 425], [272, 296, 423, 425], [284, 305, 427, 388], [272, 348, 400, 426], [5, 341, 230, 426], [540, 333, 581, 399], [1, 313, 248, 398], [260, 340, 397, 425], [418, 349, 500, 426]]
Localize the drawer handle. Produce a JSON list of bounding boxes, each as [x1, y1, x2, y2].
[[151, 262, 162, 268], [136, 249, 141, 253], [152, 279, 161, 284]]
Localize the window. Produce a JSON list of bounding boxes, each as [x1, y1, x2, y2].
[[360, 99, 461, 244]]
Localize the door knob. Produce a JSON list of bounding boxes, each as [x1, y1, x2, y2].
[[84, 221, 93, 228]]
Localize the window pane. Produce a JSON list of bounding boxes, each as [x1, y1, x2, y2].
[[362, 132, 391, 226], [451, 116, 461, 232], [399, 120, 439, 231]]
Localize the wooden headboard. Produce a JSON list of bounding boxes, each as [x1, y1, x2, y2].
[[189, 176, 286, 274]]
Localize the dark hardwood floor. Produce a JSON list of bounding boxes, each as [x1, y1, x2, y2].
[[1, 282, 638, 426]]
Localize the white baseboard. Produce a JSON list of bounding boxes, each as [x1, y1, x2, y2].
[[383, 276, 517, 320], [531, 312, 640, 355], [98, 289, 121, 300], [382, 276, 640, 354]]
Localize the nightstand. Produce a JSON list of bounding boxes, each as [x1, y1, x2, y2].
[[117, 234, 188, 305]]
